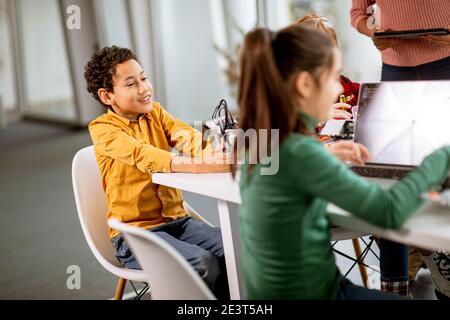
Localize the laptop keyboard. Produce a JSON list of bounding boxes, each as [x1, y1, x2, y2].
[[350, 166, 411, 180], [351, 166, 450, 189]]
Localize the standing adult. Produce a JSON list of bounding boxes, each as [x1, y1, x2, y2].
[[351, 0, 450, 300], [351, 0, 450, 80]]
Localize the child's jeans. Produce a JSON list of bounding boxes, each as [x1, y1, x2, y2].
[[339, 277, 407, 300], [379, 239, 409, 295], [111, 216, 229, 300]]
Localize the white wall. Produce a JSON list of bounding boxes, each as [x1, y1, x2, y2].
[[222, 0, 258, 48], [262, 0, 382, 83], [128, 0, 155, 88], [265, 0, 291, 30], [199, 0, 260, 112], [152, 0, 227, 123], [333, 0, 382, 82], [128, 0, 168, 105], [96, 0, 133, 49]]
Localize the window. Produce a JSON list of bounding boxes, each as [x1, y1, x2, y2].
[[17, 0, 77, 122], [0, 0, 18, 126]]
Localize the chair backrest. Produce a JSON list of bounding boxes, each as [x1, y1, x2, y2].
[[108, 218, 216, 300], [72, 145, 121, 268]]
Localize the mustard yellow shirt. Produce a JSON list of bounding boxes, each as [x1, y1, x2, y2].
[[89, 102, 210, 238]]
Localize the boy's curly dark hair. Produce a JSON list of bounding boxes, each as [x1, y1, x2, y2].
[[84, 46, 138, 107]]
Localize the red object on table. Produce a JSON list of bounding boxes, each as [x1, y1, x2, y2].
[[316, 75, 360, 137], [340, 75, 360, 108]]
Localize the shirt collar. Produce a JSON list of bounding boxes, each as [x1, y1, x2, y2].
[[107, 108, 131, 125], [107, 108, 151, 125], [143, 112, 152, 120]]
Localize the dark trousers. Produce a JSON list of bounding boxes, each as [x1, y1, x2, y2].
[[379, 54, 450, 287], [379, 239, 409, 283], [339, 277, 407, 300], [382, 55, 450, 81], [111, 217, 230, 300]]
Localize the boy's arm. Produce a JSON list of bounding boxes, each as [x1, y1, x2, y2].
[[90, 121, 230, 174], [89, 122, 173, 173], [170, 153, 231, 173], [156, 104, 213, 158]]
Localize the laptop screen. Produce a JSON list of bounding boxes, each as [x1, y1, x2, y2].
[[354, 81, 450, 166]]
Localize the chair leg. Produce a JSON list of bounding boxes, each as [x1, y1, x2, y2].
[[352, 238, 369, 288], [114, 277, 127, 300]]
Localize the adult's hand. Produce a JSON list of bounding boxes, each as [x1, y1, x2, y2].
[[371, 29, 399, 51], [356, 19, 398, 51], [372, 37, 399, 51], [421, 27, 450, 45]]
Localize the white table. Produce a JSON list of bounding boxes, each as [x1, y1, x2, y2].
[[152, 173, 450, 299], [153, 173, 244, 299], [328, 178, 450, 253]]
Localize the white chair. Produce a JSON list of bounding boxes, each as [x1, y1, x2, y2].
[[183, 201, 214, 227], [72, 145, 148, 299], [108, 218, 216, 300], [72, 145, 215, 299]]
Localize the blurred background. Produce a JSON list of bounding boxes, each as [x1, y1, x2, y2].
[[3, 0, 422, 300], [0, 0, 381, 128]]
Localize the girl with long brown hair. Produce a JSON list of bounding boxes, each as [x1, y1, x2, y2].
[[236, 25, 450, 299]]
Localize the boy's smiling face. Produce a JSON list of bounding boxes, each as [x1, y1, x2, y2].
[[98, 59, 153, 119]]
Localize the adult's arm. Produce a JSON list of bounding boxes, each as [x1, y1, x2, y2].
[[350, 0, 373, 37], [350, 0, 399, 51]]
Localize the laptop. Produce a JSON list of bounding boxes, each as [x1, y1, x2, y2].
[[350, 81, 450, 188]]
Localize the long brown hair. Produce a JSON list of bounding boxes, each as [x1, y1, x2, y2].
[[232, 25, 335, 176]]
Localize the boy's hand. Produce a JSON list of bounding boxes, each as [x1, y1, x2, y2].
[[200, 152, 233, 173], [170, 151, 232, 173], [325, 141, 370, 165]]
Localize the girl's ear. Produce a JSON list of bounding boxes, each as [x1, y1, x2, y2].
[[98, 88, 114, 106], [294, 71, 314, 99]]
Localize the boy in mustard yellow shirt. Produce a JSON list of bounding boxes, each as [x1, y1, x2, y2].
[[84, 46, 229, 299]]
